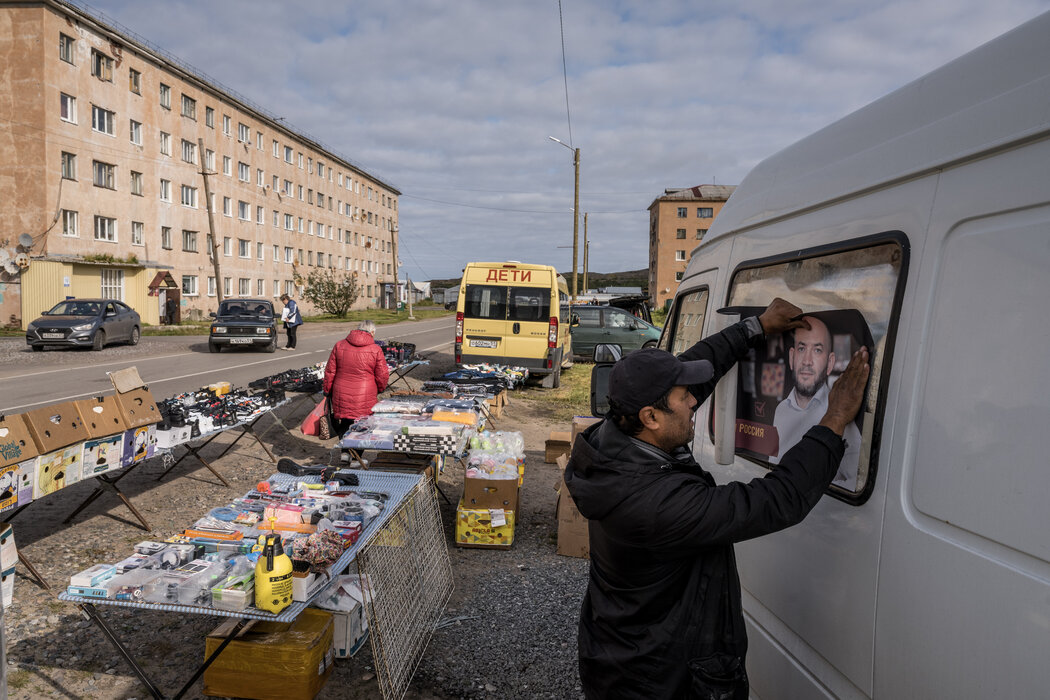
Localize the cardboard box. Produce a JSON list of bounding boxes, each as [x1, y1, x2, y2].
[[120, 425, 156, 467], [555, 454, 589, 558], [330, 604, 369, 658], [455, 498, 516, 549], [22, 402, 87, 454], [461, 475, 518, 511], [16, 458, 36, 506], [571, 416, 602, 446], [0, 463, 18, 514], [82, 434, 124, 477], [0, 414, 39, 469], [108, 367, 161, 428], [203, 608, 334, 700], [544, 430, 571, 464], [75, 396, 129, 439], [34, 444, 84, 499]]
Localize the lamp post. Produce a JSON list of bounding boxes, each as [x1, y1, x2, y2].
[[548, 136, 580, 304]]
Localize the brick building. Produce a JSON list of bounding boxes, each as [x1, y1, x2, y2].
[[646, 185, 735, 308], [0, 0, 400, 328]]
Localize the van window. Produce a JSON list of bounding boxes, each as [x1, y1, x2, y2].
[[463, 284, 507, 320], [725, 239, 905, 500], [575, 307, 600, 327], [508, 286, 550, 323], [660, 288, 710, 354]]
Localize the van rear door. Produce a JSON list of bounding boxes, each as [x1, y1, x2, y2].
[[503, 280, 553, 364], [461, 283, 510, 363]]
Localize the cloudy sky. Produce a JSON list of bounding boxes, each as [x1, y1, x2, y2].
[[81, 0, 1050, 281]]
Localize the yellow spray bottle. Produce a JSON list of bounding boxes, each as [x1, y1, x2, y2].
[[254, 518, 293, 613]]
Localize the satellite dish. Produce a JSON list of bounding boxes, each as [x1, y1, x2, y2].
[[18, 233, 33, 248], [14, 253, 29, 269], [3, 261, 19, 275]]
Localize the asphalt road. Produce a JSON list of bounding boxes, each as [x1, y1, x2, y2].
[[0, 316, 455, 411]]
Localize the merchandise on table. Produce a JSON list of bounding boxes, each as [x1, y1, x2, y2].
[[466, 430, 526, 482], [453, 364, 530, 388], [155, 384, 287, 448], [378, 340, 417, 365], [248, 364, 326, 394]]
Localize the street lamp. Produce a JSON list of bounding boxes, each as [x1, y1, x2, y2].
[[548, 136, 580, 304]]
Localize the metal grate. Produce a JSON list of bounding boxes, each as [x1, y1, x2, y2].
[[357, 479, 453, 700]]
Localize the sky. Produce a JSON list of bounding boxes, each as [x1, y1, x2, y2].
[[76, 0, 1050, 281]]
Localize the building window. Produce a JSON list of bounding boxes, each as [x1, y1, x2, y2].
[[91, 105, 115, 135], [59, 33, 75, 64], [677, 207, 688, 218], [92, 160, 115, 189], [59, 93, 77, 123], [205, 149, 215, 171], [182, 230, 198, 252], [256, 168, 264, 186], [283, 179, 292, 196], [238, 123, 249, 142], [238, 201, 249, 221], [272, 210, 279, 227], [93, 215, 117, 242], [223, 237, 232, 256], [272, 139, 279, 157], [61, 210, 78, 237], [159, 179, 171, 202], [130, 171, 143, 196], [284, 214, 293, 230], [697, 229, 707, 240], [238, 162, 249, 182], [223, 197, 232, 217], [256, 278, 264, 295], [298, 153, 304, 169], [676, 229, 687, 239], [161, 226, 172, 250], [222, 114, 231, 136], [697, 207, 713, 218], [284, 247, 293, 263], [128, 68, 141, 94], [207, 277, 216, 297], [182, 275, 198, 296], [256, 206, 264, 224], [131, 221, 144, 246], [129, 119, 142, 145], [180, 185, 198, 208], [181, 94, 196, 119], [298, 185, 304, 201], [256, 132, 263, 150], [160, 131, 171, 155], [223, 156, 232, 176], [675, 250, 686, 261], [205, 106, 214, 128], [308, 252, 314, 266], [284, 146, 293, 163], [181, 139, 196, 164], [100, 269, 124, 300], [223, 277, 232, 297], [238, 278, 250, 296], [675, 271, 684, 281], [159, 83, 171, 109], [91, 49, 113, 81], [255, 242, 263, 260], [61, 152, 76, 180]]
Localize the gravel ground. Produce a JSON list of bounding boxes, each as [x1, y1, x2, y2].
[[2, 345, 591, 700]]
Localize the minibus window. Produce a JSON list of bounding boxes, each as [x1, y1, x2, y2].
[[463, 284, 507, 320], [660, 288, 710, 354], [508, 287, 551, 323], [725, 241, 905, 500]]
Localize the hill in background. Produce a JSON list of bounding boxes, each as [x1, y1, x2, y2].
[[429, 268, 649, 292]]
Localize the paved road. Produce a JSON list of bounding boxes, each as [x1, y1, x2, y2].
[[0, 316, 455, 411]]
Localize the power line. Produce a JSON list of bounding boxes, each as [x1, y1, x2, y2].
[[558, 0, 574, 148], [401, 192, 643, 215]]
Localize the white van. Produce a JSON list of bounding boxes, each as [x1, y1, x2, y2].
[[660, 12, 1050, 699]]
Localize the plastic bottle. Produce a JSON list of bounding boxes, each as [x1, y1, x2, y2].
[[254, 531, 293, 613]]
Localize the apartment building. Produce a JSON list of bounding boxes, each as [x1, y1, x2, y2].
[[647, 185, 735, 308], [0, 0, 400, 328]]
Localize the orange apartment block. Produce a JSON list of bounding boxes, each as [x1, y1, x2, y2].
[[0, 0, 400, 328], [647, 185, 735, 308]]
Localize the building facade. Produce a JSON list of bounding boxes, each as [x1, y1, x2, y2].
[[0, 0, 400, 328], [647, 185, 735, 308]]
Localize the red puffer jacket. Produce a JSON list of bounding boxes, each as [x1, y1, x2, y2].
[[322, 330, 390, 420]]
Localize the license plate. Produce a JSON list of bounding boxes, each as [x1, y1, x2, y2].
[[42, 333, 64, 339], [469, 339, 498, 349], [229, 338, 253, 344]]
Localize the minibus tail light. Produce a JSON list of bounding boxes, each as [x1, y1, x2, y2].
[[456, 312, 464, 344], [548, 316, 558, 348]]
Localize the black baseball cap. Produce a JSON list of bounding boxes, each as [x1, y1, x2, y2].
[[608, 348, 714, 415]]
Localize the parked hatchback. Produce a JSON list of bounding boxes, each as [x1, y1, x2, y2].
[[26, 298, 141, 351], [568, 304, 662, 358], [208, 299, 278, 353]]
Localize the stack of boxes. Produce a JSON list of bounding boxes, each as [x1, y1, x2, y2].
[[554, 416, 601, 558]]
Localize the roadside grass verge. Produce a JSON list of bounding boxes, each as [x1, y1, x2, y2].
[[304, 307, 452, 324], [518, 364, 594, 423]]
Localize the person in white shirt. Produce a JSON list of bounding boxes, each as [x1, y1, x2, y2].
[[770, 316, 861, 489]]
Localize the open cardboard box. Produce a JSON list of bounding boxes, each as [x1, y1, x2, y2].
[[75, 395, 129, 439], [22, 402, 88, 454], [0, 414, 40, 469], [544, 430, 571, 463], [108, 367, 161, 428]]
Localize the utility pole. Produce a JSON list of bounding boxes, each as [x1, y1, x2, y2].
[[583, 213, 589, 294], [198, 138, 223, 303], [406, 275, 416, 320], [571, 147, 580, 304], [389, 226, 398, 312]]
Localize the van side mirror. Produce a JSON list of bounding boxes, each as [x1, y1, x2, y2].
[[590, 363, 613, 417], [571, 313, 580, 327], [593, 343, 622, 363]]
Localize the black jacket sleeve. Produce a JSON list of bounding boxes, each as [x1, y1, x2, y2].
[[677, 320, 757, 404]]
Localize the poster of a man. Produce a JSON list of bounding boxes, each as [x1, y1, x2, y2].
[[770, 315, 862, 489]]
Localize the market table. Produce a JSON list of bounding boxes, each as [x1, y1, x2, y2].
[[59, 469, 428, 700], [386, 359, 430, 392]]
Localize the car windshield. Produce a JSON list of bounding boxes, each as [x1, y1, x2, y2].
[[47, 301, 100, 316], [218, 301, 272, 318]]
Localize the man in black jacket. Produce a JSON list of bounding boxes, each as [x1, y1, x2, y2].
[[564, 298, 869, 699]]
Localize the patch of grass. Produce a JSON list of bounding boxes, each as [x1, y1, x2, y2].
[[303, 307, 452, 324], [7, 670, 31, 690], [45, 601, 65, 614], [652, 306, 668, 328], [518, 364, 592, 422], [0, 328, 24, 336], [143, 324, 209, 336]]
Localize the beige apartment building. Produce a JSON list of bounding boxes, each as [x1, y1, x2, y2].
[[647, 185, 735, 308], [0, 0, 400, 329]]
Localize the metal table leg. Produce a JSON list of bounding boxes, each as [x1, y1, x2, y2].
[[156, 436, 231, 488], [64, 463, 151, 531], [4, 504, 51, 590]]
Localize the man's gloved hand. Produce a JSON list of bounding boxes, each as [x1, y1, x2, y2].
[[820, 347, 870, 436], [757, 297, 810, 335]]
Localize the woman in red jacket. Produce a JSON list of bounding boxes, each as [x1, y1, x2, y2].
[[323, 320, 390, 436]]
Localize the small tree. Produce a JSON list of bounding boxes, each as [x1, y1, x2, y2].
[[302, 269, 361, 318]]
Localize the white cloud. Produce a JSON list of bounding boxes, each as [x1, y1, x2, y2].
[[88, 0, 1050, 279]]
